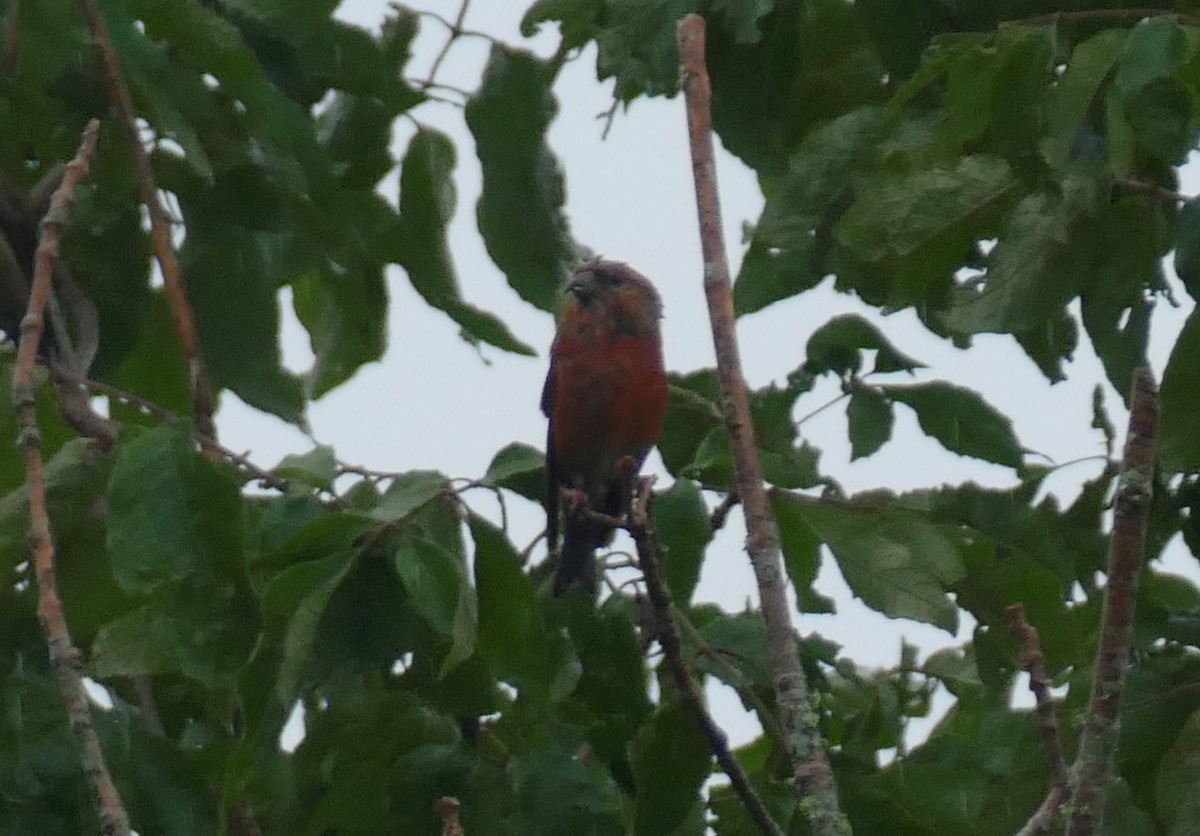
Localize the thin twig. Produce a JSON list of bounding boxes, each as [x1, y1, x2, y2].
[[795, 391, 850, 427], [674, 609, 787, 745], [79, 0, 217, 444], [48, 363, 288, 491], [454, 479, 509, 533], [1025, 8, 1200, 27], [421, 0, 474, 92], [3, 0, 18, 73], [1117, 178, 1190, 204], [624, 488, 785, 836], [1018, 786, 1070, 836], [675, 16, 848, 835], [1066, 367, 1159, 836], [1005, 604, 1069, 787], [12, 119, 131, 836], [435, 796, 465, 836], [709, 490, 740, 533], [133, 675, 165, 738]]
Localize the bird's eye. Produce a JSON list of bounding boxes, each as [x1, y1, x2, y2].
[[597, 270, 622, 287]]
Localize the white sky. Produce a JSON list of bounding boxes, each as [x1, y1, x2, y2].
[[216, 1, 1200, 752]]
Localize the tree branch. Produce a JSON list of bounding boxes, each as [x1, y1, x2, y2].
[[3, 0, 19, 73], [674, 15, 848, 835], [1066, 367, 1159, 836], [624, 490, 785, 836], [78, 0, 217, 443], [421, 0, 475, 92], [1025, 8, 1200, 27], [1017, 786, 1070, 836], [435, 796, 465, 836], [48, 363, 288, 491], [1005, 604, 1068, 788], [12, 119, 132, 836]]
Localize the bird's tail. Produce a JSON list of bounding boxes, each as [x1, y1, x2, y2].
[[552, 517, 608, 597]]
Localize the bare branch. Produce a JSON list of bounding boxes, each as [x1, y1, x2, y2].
[[422, 0, 475, 92], [1005, 604, 1069, 787], [1017, 786, 1070, 836], [1066, 367, 1159, 836], [624, 487, 785, 836], [709, 489, 740, 533], [3, 0, 18, 73], [435, 796, 465, 836], [674, 15, 848, 834], [1117, 178, 1189, 204], [78, 0, 217, 444], [49, 363, 288, 491], [12, 119, 131, 836], [1025, 8, 1200, 27]]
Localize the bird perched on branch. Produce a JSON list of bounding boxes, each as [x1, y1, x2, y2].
[[542, 259, 668, 596]]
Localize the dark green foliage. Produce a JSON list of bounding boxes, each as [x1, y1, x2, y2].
[[5, 2, 1200, 835]]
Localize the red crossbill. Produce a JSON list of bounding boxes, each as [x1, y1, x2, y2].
[[541, 259, 668, 596]]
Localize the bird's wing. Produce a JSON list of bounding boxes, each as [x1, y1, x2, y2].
[[542, 356, 560, 550]]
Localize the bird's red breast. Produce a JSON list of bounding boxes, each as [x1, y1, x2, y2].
[[542, 259, 667, 595]]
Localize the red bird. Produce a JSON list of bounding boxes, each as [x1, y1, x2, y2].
[[542, 259, 668, 596]]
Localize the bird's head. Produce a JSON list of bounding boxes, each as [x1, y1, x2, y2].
[[564, 259, 662, 337]]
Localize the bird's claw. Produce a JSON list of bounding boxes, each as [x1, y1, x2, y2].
[[559, 487, 588, 511]]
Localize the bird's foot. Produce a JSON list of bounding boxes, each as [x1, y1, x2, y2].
[[559, 487, 588, 513]]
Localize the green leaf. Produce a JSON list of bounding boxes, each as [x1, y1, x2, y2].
[[0, 439, 110, 560], [318, 93, 395, 188], [1174, 199, 1200, 301], [396, 128, 535, 355], [104, 292, 191, 420], [1160, 308, 1200, 472], [846, 386, 894, 460], [630, 699, 712, 836], [1079, 197, 1165, 397], [393, 535, 475, 673], [274, 445, 337, 491], [106, 424, 246, 592], [979, 26, 1055, 162], [856, 0, 947, 79], [1115, 16, 1187, 99], [922, 645, 983, 699], [466, 46, 576, 312], [944, 177, 1099, 335], [804, 313, 924, 376], [370, 470, 449, 521], [734, 107, 892, 315], [291, 259, 388, 399], [592, 0, 694, 101], [564, 595, 651, 769], [261, 549, 356, 703], [482, 442, 545, 502], [514, 742, 625, 835], [658, 372, 723, 481], [781, 494, 965, 632], [709, 0, 883, 174], [653, 479, 711, 605], [750, 382, 823, 490], [1043, 30, 1126, 169], [881, 381, 1023, 468], [772, 495, 834, 614], [471, 515, 580, 704], [1156, 709, 1200, 834], [520, 0, 604, 52], [835, 155, 1016, 307]]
